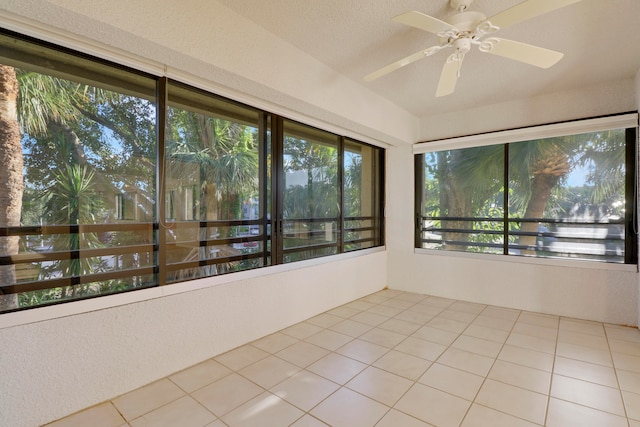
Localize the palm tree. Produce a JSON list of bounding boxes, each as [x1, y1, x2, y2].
[[0, 65, 23, 311], [166, 108, 260, 276], [425, 131, 626, 256], [44, 165, 102, 298]]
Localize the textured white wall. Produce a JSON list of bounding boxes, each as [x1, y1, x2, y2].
[[0, 252, 387, 427], [419, 78, 637, 142], [385, 143, 639, 327]]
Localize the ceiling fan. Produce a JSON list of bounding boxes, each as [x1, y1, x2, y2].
[[364, 0, 583, 97]]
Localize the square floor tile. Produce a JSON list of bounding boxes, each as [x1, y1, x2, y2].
[[463, 324, 509, 344], [612, 352, 640, 373], [558, 329, 609, 350], [437, 348, 495, 377], [290, 414, 329, 426], [449, 301, 486, 315], [498, 344, 554, 372], [394, 383, 471, 427], [609, 338, 640, 357], [488, 359, 551, 394], [350, 311, 389, 326], [46, 402, 125, 427], [512, 322, 558, 341], [605, 325, 640, 343], [275, 341, 329, 368], [192, 373, 264, 417], [438, 309, 477, 324], [345, 300, 376, 311], [112, 379, 186, 421], [304, 329, 353, 351], [622, 390, 640, 421], [129, 396, 215, 427], [306, 313, 343, 328], [546, 397, 628, 427], [368, 304, 404, 317], [335, 338, 389, 364], [358, 328, 406, 348], [553, 356, 618, 388], [478, 306, 519, 322], [221, 391, 304, 427], [517, 312, 559, 329], [346, 366, 413, 406], [451, 335, 502, 358], [252, 332, 299, 354], [373, 349, 432, 380], [393, 309, 436, 324], [412, 325, 459, 346], [307, 352, 367, 384], [239, 355, 300, 389], [560, 318, 605, 336], [270, 370, 339, 411], [326, 305, 361, 319], [169, 359, 232, 393], [378, 318, 422, 335], [551, 374, 625, 416], [394, 336, 447, 361], [310, 387, 389, 427], [376, 409, 432, 427], [329, 319, 373, 337], [617, 369, 640, 394], [215, 345, 269, 371], [460, 403, 540, 427], [475, 379, 547, 425], [505, 332, 556, 355], [419, 363, 483, 401], [472, 315, 516, 332], [556, 341, 613, 366], [427, 317, 469, 334], [280, 322, 324, 340]]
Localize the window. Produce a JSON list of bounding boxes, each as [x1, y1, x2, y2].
[[343, 139, 384, 251], [281, 120, 339, 263], [0, 30, 385, 313], [415, 117, 637, 264], [164, 81, 267, 281]]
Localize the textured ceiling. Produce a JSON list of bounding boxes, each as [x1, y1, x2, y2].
[[216, 0, 640, 119]]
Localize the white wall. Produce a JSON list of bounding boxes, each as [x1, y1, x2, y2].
[[0, 252, 387, 427], [419, 78, 637, 142]]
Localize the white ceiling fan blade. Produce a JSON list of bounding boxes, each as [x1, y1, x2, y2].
[[487, 0, 583, 30], [481, 37, 564, 68], [393, 11, 457, 35], [435, 57, 460, 97], [364, 46, 443, 82]]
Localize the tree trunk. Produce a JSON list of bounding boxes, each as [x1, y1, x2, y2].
[[518, 174, 559, 254], [518, 150, 569, 255], [0, 65, 23, 311]]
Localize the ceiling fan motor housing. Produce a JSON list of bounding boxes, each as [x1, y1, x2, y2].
[[450, 0, 474, 12], [446, 11, 487, 32]]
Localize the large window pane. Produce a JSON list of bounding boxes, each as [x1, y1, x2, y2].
[[282, 120, 339, 262], [165, 82, 266, 282], [0, 33, 157, 311], [343, 139, 383, 251], [508, 130, 627, 262], [416, 124, 635, 264], [419, 146, 504, 253]]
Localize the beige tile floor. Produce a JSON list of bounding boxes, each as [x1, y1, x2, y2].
[[46, 290, 640, 427]]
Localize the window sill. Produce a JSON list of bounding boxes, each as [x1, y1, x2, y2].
[[0, 246, 386, 330], [414, 248, 638, 272]]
